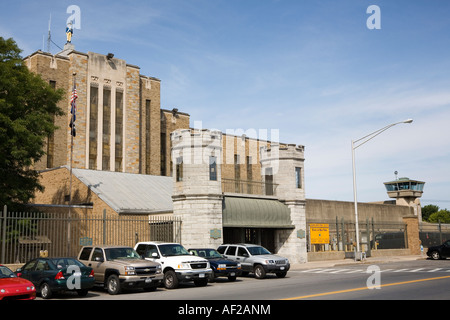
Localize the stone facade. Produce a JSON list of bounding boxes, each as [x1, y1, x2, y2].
[[171, 129, 224, 249], [23, 49, 162, 175], [260, 144, 307, 264], [24, 51, 71, 169]]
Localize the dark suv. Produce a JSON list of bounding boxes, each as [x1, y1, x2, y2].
[[188, 248, 242, 281], [427, 240, 450, 260]]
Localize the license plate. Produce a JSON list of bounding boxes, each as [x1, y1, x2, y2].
[[199, 273, 205, 278], [280, 267, 285, 270], [145, 278, 152, 283], [230, 272, 235, 276]]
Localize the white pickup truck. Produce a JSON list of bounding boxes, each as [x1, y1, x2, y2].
[[134, 242, 212, 289]]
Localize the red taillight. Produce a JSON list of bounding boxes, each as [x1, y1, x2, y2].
[[55, 271, 65, 280], [89, 269, 94, 278]]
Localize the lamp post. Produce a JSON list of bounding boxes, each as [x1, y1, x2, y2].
[[351, 119, 413, 258]]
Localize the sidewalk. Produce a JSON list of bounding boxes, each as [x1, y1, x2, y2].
[[290, 254, 426, 270]]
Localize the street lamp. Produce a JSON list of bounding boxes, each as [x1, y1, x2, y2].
[[351, 119, 413, 259]]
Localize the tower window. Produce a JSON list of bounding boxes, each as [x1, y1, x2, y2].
[[295, 167, 302, 189], [209, 156, 217, 181], [176, 157, 183, 182]]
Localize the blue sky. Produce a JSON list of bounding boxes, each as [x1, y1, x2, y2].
[[1, 0, 450, 207]]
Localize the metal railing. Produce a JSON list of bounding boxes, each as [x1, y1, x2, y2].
[[306, 217, 408, 256], [419, 221, 450, 248], [221, 178, 278, 196], [0, 206, 181, 264]]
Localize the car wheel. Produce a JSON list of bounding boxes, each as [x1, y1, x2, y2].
[[106, 274, 121, 295], [40, 282, 52, 299], [276, 272, 287, 278], [430, 251, 441, 260], [228, 275, 237, 281], [143, 285, 157, 292], [254, 265, 266, 279], [77, 289, 88, 297], [194, 279, 208, 287], [164, 270, 179, 289]]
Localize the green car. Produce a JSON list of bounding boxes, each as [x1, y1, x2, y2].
[[16, 257, 95, 299]]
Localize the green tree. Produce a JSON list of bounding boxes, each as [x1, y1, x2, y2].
[[422, 204, 440, 222], [428, 209, 450, 224], [0, 37, 63, 209]]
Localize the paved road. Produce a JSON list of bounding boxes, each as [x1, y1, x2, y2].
[[45, 258, 450, 301]]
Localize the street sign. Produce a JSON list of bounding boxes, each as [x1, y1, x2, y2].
[[309, 223, 330, 244]]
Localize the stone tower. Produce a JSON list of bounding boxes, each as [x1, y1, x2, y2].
[[384, 177, 425, 222], [171, 129, 223, 248], [260, 143, 307, 264]]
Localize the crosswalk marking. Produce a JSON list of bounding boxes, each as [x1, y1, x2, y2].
[[329, 269, 353, 273], [299, 267, 450, 274], [407, 268, 425, 272], [393, 269, 411, 272]]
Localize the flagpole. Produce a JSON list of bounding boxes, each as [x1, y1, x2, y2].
[[68, 72, 76, 256]]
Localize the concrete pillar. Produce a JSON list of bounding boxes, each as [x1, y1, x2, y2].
[[403, 215, 421, 255]]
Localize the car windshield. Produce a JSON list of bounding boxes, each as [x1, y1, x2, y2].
[[105, 247, 141, 260], [0, 266, 16, 278], [191, 249, 223, 259], [50, 258, 84, 269], [159, 244, 190, 257], [247, 246, 271, 255]]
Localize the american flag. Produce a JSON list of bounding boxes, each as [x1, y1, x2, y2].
[[69, 84, 77, 137]]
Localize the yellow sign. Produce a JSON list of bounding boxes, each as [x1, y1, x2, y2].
[[309, 223, 330, 244]]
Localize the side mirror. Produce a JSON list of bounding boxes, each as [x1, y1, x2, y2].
[[95, 256, 104, 262], [151, 252, 159, 258], [15, 268, 22, 277]]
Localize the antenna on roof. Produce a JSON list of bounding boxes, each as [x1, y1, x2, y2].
[[47, 14, 51, 53]]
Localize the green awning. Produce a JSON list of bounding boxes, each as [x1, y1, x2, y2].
[[222, 196, 294, 229]]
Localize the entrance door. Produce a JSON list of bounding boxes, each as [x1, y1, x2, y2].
[[223, 228, 276, 253]]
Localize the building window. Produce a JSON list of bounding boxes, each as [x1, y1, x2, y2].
[[46, 81, 57, 168], [176, 157, 183, 182], [234, 154, 240, 192], [160, 132, 166, 176], [209, 156, 217, 181], [89, 85, 98, 170], [102, 87, 111, 170], [115, 90, 123, 172], [145, 100, 151, 174], [295, 167, 302, 189], [265, 167, 274, 196]]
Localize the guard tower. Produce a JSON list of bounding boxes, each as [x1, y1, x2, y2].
[[384, 176, 425, 221]]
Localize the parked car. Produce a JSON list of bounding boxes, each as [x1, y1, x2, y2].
[[0, 265, 36, 300], [15, 257, 94, 299], [188, 248, 242, 282], [135, 242, 212, 289], [427, 239, 450, 260], [77, 245, 163, 295], [217, 244, 290, 279]]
